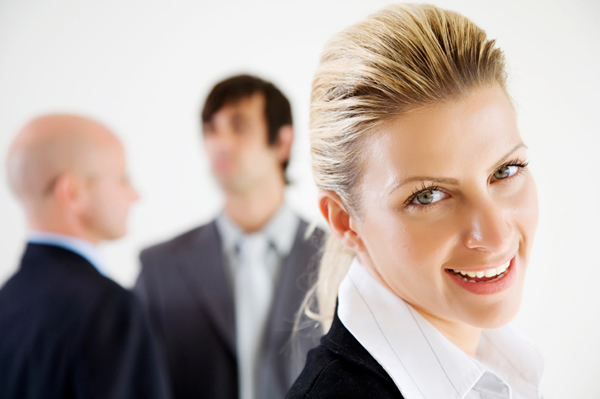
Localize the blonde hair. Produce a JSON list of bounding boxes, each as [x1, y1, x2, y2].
[[306, 3, 507, 332]]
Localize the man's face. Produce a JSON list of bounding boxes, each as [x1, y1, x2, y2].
[[202, 93, 282, 194], [81, 137, 139, 243]]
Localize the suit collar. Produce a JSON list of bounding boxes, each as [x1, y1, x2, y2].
[[212, 206, 305, 354], [215, 204, 299, 258], [321, 307, 395, 383], [173, 221, 237, 352], [21, 242, 101, 277], [172, 218, 322, 365], [258, 219, 324, 392], [27, 231, 106, 276], [265, 219, 312, 340]]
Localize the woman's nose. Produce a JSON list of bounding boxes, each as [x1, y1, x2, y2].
[[463, 196, 512, 254]]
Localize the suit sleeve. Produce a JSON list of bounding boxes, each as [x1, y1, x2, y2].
[[72, 288, 172, 399]]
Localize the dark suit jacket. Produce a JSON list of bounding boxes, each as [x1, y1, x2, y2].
[[135, 219, 324, 399], [0, 243, 171, 399], [286, 310, 405, 399]]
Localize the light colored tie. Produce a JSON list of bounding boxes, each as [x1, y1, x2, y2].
[[235, 233, 273, 399]]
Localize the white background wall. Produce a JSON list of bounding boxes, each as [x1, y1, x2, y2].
[[0, 0, 598, 396]]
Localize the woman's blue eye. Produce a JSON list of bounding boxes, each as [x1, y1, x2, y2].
[[413, 189, 444, 205], [494, 165, 518, 180]]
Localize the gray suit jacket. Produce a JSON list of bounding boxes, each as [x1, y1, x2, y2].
[[134, 218, 324, 399]]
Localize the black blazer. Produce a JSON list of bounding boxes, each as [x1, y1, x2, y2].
[[0, 243, 171, 399], [135, 219, 324, 399], [286, 310, 405, 399]]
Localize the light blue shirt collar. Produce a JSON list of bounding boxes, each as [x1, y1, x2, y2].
[[27, 231, 107, 276], [215, 203, 299, 257]]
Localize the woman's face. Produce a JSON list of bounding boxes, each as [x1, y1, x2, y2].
[[352, 84, 538, 329]]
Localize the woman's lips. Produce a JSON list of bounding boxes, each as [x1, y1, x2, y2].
[[445, 256, 517, 295]]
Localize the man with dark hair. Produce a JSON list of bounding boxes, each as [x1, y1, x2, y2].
[[135, 75, 324, 399]]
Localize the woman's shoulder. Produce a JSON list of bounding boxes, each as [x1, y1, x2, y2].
[[286, 313, 404, 399]]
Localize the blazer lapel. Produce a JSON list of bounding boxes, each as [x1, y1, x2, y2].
[[262, 221, 323, 381], [174, 221, 236, 353]]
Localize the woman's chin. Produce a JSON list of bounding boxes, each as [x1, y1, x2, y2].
[[461, 297, 523, 329]]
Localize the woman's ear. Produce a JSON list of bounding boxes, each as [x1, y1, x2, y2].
[[319, 190, 365, 252]]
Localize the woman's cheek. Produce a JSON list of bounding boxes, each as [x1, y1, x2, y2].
[[512, 176, 539, 235]]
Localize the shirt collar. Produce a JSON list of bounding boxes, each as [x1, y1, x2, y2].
[[478, 326, 544, 398], [27, 231, 107, 276], [215, 203, 299, 257], [338, 257, 543, 399]]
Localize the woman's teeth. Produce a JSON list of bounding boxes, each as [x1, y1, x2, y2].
[[449, 261, 511, 282]]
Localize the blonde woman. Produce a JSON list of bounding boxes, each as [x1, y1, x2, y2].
[[288, 4, 542, 398]]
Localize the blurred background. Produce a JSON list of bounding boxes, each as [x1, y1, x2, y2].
[[0, 0, 598, 396]]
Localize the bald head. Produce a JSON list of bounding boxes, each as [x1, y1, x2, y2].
[[7, 114, 120, 202], [6, 114, 138, 243]]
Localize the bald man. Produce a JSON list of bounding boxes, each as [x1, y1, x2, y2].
[[0, 114, 171, 399]]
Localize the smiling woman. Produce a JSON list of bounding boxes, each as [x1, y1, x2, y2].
[[288, 4, 542, 399]]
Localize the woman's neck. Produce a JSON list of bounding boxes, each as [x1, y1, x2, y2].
[[415, 308, 482, 357]]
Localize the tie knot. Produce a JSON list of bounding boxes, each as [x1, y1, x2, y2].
[[238, 233, 269, 265]]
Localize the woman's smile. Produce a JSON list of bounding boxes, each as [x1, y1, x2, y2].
[[445, 254, 518, 295]]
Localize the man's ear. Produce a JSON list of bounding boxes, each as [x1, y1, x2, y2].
[[53, 173, 86, 212], [275, 125, 294, 164], [319, 190, 365, 253]]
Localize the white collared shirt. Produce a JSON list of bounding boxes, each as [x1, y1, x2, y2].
[[338, 258, 543, 399], [27, 231, 107, 276]]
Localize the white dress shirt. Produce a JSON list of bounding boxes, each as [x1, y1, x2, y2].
[[27, 231, 107, 276], [338, 258, 544, 399], [215, 204, 299, 399]]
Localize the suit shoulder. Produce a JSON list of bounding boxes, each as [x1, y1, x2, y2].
[[72, 271, 138, 316], [97, 280, 138, 304], [140, 222, 215, 262], [286, 344, 402, 399], [287, 313, 403, 398], [39, 255, 130, 307], [92, 282, 145, 325], [306, 224, 326, 242], [0, 257, 138, 341], [296, 218, 327, 248]]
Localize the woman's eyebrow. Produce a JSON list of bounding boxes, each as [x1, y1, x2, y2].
[[386, 143, 528, 196], [386, 176, 460, 196]]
